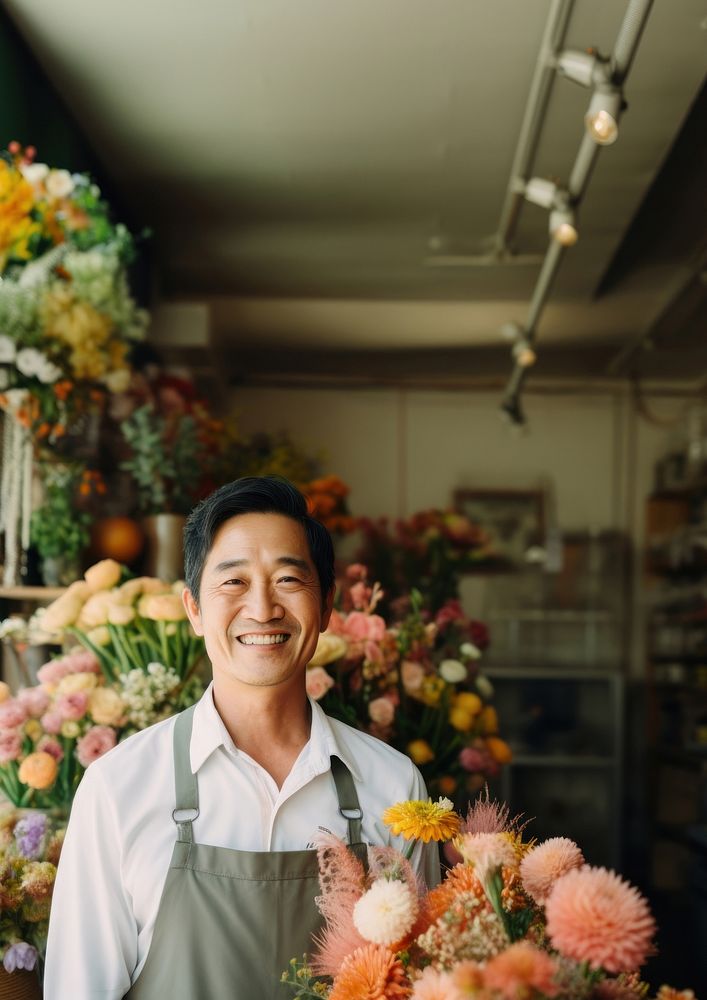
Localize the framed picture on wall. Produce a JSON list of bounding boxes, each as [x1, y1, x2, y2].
[[453, 488, 545, 570]]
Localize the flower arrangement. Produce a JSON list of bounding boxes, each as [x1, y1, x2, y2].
[[283, 795, 694, 1000], [307, 565, 510, 799], [0, 141, 148, 585], [0, 559, 204, 813], [303, 475, 357, 535], [0, 807, 64, 975], [356, 510, 496, 614]]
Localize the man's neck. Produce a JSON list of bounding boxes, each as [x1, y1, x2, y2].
[[211, 678, 312, 789]]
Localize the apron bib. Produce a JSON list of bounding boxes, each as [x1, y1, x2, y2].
[[125, 705, 365, 1000]]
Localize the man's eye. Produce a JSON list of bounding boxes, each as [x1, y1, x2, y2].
[[279, 576, 301, 584], [224, 578, 245, 586]]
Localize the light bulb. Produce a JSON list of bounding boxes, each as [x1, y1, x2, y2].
[[549, 208, 578, 247], [585, 88, 622, 145], [513, 341, 537, 368]]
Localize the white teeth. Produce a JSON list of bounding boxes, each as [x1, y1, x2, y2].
[[239, 634, 289, 645]]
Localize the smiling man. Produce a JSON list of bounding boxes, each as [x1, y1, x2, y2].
[[45, 476, 440, 1000]]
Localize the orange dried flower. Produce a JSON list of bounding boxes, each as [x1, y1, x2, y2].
[[329, 944, 411, 1000], [484, 941, 559, 999]]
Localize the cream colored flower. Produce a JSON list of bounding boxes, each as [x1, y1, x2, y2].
[[84, 559, 122, 594], [85, 626, 110, 647], [60, 721, 80, 739], [139, 594, 186, 622], [439, 659, 467, 684], [77, 591, 113, 629], [46, 168, 74, 199], [56, 672, 98, 696], [20, 161, 49, 186], [107, 602, 136, 626], [0, 682, 11, 704], [41, 587, 87, 632], [308, 631, 348, 667], [102, 368, 131, 393], [353, 879, 418, 946], [89, 687, 125, 726], [456, 832, 517, 883], [140, 577, 173, 595], [460, 642, 482, 660]]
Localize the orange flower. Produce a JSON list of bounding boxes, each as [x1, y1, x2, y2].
[[520, 838, 584, 904], [425, 864, 488, 923], [53, 380, 73, 401], [329, 944, 411, 1000], [484, 941, 559, 999], [18, 751, 58, 790]]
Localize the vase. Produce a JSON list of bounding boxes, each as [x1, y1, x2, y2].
[[40, 555, 80, 588], [0, 968, 42, 1000], [141, 514, 186, 582]]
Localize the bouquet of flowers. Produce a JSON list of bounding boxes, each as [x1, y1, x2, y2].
[[307, 565, 510, 799], [0, 559, 204, 813], [0, 807, 65, 975], [283, 795, 694, 1000], [356, 510, 496, 614]]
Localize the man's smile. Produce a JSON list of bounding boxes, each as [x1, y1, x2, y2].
[[237, 633, 291, 646]]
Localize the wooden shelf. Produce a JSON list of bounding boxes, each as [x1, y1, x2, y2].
[[0, 586, 65, 602]]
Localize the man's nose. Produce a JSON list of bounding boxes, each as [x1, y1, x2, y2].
[[244, 581, 284, 621]]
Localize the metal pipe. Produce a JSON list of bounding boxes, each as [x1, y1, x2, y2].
[[567, 132, 601, 202], [494, 0, 575, 254], [526, 239, 565, 337], [611, 0, 655, 81]]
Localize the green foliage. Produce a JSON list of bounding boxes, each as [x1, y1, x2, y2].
[[30, 463, 91, 562], [120, 404, 202, 515], [281, 956, 330, 998]]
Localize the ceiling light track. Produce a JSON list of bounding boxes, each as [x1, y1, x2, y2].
[[499, 0, 655, 426]]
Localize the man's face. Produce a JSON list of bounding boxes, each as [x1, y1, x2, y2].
[[183, 513, 333, 692]]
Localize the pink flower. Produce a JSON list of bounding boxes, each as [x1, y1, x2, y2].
[[306, 667, 335, 702], [456, 832, 516, 882], [327, 609, 347, 636], [0, 730, 23, 763], [40, 711, 63, 735], [363, 641, 383, 664], [545, 866, 656, 973], [345, 564, 368, 581], [435, 600, 465, 629], [343, 612, 386, 643], [484, 941, 559, 999], [520, 838, 585, 904], [411, 965, 461, 999], [36, 736, 64, 763], [37, 649, 100, 686], [0, 700, 28, 729], [368, 697, 395, 726], [76, 725, 117, 768], [459, 747, 486, 772], [349, 581, 372, 610], [401, 660, 425, 693], [16, 687, 50, 719], [55, 691, 89, 722]]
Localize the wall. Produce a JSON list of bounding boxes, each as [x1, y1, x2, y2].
[[231, 383, 677, 677]]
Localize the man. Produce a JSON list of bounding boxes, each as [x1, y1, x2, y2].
[[45, 476, 440, 999]]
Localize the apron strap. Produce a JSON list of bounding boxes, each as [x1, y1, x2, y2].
[[172, 704, 200, 844], [330, 755, 365, 849]]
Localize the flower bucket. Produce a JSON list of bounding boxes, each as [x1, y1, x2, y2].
[[141, 514, 186, 582], [0, 968, 41, 1000]]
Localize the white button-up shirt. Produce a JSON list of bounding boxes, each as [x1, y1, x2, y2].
[[44, 685, 440, 999]]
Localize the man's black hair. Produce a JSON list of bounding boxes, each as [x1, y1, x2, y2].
[[183, 476, 335, 606]]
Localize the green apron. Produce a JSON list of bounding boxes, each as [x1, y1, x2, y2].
[[125, 704, 366, 1000]]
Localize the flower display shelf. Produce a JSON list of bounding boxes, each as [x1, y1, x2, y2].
[[0, 587, 65, 603], [0, 969, 41, 1000]]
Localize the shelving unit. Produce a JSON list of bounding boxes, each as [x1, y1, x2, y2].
[[0, 586, 64, 689], [486, 666, 624, 868]]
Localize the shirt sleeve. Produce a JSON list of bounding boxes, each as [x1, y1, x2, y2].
[[406, 761, 442, 889], [44, 762, 136, 1000]]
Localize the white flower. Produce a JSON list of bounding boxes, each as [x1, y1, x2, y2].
[[20, 162, 49, 186], [475, 674, 495, 700], [436, 796, 454, 811], [0, 334, 16, 363], [352, 879, 418, 946], [102, 368, 131, 393], [15, 347, 45, 377], [460, 641, 482, 660], [36, 357, 62, 384], [45, 169, 74, 199], [439, 658, 467, 684]]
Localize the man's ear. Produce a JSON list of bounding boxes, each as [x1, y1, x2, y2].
[[320, 585, 336, 632], [182, 587, 205, 636]]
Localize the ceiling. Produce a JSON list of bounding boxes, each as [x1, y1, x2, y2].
[[3, 0, 707, 388]]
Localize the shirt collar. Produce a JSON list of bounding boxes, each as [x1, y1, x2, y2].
[[189, 683, 362, 782]]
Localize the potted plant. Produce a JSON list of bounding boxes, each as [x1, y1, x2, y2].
[[29, 464, 94, 586]]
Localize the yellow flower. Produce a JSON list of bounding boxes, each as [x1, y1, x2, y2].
[[455, 692, 483, 716], [85, 626, 110, 647], [139, 593, 187, 622], [24, 719, 43, 742], [89, 687, 125, 726], [479, 706, 499, 735], [418, 675, 446, 707], [308, 632, 348, 667], [18, 751, 58, 790], [60, 721, 80, 739], [449, 706, 474, 732], [56, 672, 97, 696], [383, 798, 461, 843], [0, 681, 11, 704], [84, 559, 122, 593], [407, 739, 435, 766], [485, 736, 512, 763]]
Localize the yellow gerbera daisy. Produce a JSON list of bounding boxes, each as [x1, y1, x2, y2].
[[383, 798, 461, 843]]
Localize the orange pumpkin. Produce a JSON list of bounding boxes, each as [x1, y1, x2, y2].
[[91, 516, 145, 564]]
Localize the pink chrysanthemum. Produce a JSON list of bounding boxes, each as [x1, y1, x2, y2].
[[410, 965, 461, 1000], [456, 832, 516, 883], [484, 941, 559, 999], [520, 837, 584, 904], [545, 866, 656, 973]]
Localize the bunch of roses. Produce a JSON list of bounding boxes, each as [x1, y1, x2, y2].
[[306, 565, 511, 800], [284, 795, 695, 1000], [0, 808, 65, 975]]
